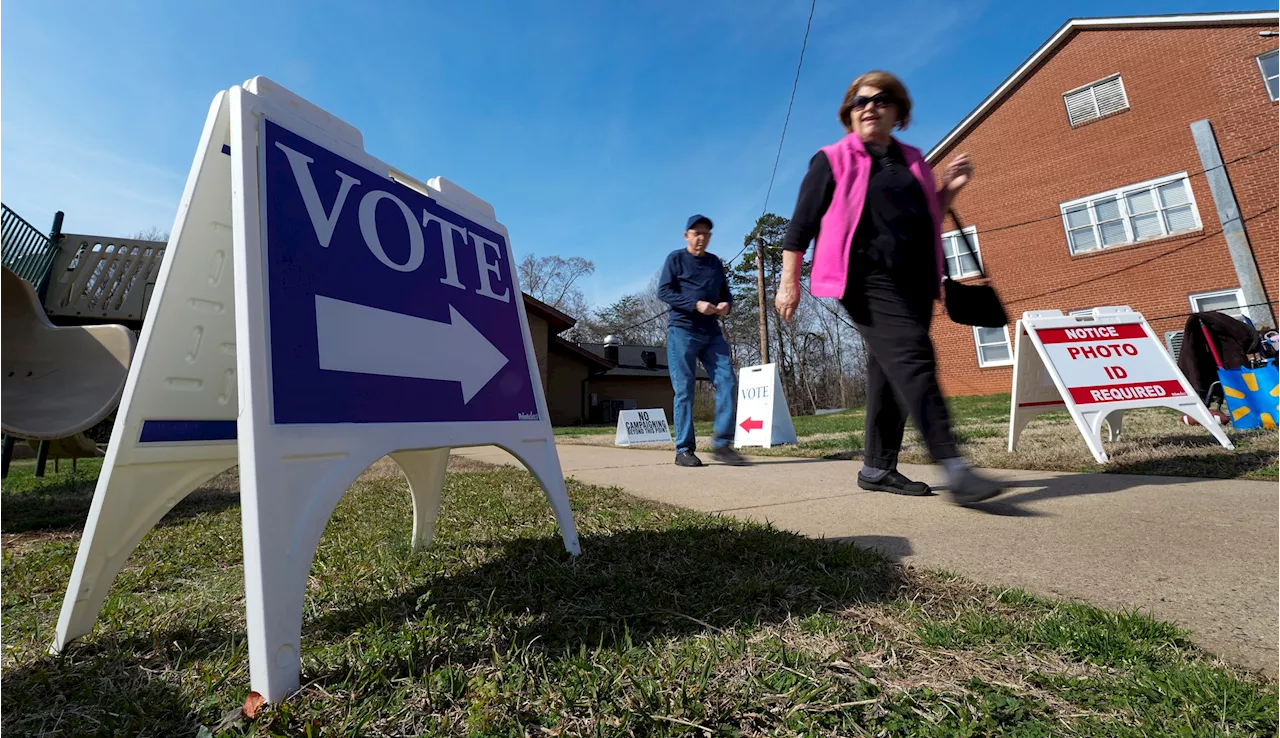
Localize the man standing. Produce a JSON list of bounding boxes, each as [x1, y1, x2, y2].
[[657, 215, 749, 467]]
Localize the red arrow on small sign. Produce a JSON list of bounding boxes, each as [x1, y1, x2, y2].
[[740, 417, 763, 432]]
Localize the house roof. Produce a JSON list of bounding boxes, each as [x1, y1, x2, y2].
[[578, 342, 710, 379], [522, 293, 575, 335], [925, 10, 1280, 163], [549, 335, 615, 371]]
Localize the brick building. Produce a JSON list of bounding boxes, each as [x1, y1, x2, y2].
[[925, 11, 1278, 396]]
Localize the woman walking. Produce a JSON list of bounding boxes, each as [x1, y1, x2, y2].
[[775, 70, 1003, 504]]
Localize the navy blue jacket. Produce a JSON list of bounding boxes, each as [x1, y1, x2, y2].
[[657, 248, 732, 335]]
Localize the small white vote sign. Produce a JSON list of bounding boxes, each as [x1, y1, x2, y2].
[[734, 363, 797, 448], [615, 409, 673, 446], [1008, 306, 1232, 462]]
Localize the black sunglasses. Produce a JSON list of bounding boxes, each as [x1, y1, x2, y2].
[[850, 92, 898, 111]]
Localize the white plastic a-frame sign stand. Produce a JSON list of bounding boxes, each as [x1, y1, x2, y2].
[[1008, 306, 1232, 463], [52, 77, 580, 702], [734, 363, 797, 448]]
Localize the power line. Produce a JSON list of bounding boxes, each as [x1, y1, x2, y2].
[[792, 144, 1278, 333], [727, 0, 817, 271], [609, 77, 1278, 338], [762, 0, 817, 220], [1143, 299, 1278, 324], [1003, 204, 1277, 308], [961, 143, 1274, 237], [801, 199, 1280, 336], [612, 0, 818, 335]]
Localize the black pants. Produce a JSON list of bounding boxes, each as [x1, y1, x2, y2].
[[841, 273, 960, 469]]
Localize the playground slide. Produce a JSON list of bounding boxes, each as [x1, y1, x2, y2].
[[1, 266, 135, 450]]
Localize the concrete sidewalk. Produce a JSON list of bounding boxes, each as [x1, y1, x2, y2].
[[456, 443, 1279, 676]]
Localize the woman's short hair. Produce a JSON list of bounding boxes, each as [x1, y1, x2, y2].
[[839, 71, 912, 133]]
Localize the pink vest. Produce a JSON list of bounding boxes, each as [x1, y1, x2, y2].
[[809, 133, 946, 299]]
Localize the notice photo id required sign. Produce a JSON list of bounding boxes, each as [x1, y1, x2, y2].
[[1033, 323, 1186, 405]]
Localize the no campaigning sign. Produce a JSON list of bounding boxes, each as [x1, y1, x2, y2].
[[1034, 323, 1186, 405], [623, 413, 668, 438]]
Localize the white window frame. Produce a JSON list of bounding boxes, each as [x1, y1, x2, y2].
[[973, 325, 1013, 368], [1189, 288, 1247, 319], [1060, 172, 1202, 255], [1258, 49, 1279, 102], [1062, 73, 1129, 126], [940, 226, 983, 279]]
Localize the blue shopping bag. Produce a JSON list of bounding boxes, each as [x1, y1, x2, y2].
[[1219, 359, 1279, 430]]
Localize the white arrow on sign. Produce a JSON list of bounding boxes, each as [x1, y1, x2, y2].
[[314, 295, 510, 403]]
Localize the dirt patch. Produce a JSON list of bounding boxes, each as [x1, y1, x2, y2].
[[1, 530, 80, 554]]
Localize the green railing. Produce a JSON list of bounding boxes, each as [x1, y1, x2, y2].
[[2, 204, 63, 298]]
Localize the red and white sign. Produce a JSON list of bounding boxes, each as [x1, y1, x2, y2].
[[734, 363, 796, 449], [1008, 306, 1231, 463], [1033, 323, 1187, 405]]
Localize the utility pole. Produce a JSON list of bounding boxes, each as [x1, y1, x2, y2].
[[755, 237, 770, 364]]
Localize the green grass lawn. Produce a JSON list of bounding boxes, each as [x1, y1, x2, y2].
[[557, 394, 1278, 481], [2, 460, 1275, 736]]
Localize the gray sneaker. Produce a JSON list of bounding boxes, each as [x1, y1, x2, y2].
[[675, 451, 703, 467], [948, 467, 1004, 505]]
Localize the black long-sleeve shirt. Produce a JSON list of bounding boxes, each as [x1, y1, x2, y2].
[[657, 248, 732, 335], [782, 143, 936, 293]]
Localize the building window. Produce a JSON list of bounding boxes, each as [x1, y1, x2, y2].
[[973, 325, 1013, 367], [1063, 74, 1129, 126], [1189, 288, 1246, 319], [1259, 49, 1279, 102], [941, 226, 982, 279], [1060, 173, 1201, 255]]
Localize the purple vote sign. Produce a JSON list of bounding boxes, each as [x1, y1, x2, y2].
[[261, 119, 539, 424]]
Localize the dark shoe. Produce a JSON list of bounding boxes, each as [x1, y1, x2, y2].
[[675, 451, 703, 467], [712, 446, 751, 466], [858, 470, 932, 496], [948, 467, 1004, 505]]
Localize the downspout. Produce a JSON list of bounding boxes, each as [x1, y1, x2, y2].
[[1189, 119, 1276, 326]]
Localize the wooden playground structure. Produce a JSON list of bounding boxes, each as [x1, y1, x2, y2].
[[1, 205, 162, 476]]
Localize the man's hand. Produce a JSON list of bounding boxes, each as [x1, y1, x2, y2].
[[696, 300, 718, 315], [775, 281, 800, 321], [715, 302, 730, 316]]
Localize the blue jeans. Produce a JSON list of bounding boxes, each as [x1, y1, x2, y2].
[[667, 328, 737, 453]]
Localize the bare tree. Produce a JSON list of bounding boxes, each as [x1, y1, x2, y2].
[[723, 213, 868, 413], [131, 227, 169, 242], [580, 273, 667, 346], [517, 254, 596, 311], [511, 234, 870, 413]]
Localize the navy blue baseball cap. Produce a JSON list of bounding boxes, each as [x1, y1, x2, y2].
[[686, 214, 713, 230]]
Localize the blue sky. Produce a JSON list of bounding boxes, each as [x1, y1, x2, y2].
[[2, 0, 1264, 309]]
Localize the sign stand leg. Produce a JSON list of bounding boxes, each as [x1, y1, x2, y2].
[[1073, 410, 1112, 463], [390, 447, 451, 550], [1186, 403, 1234, 450], [1007, 408, 1053, 452], [1103, 410, 1124, 442], [499, 438, 580, 556], [53, 458, 236, 652], [240, 450, 375, 701]]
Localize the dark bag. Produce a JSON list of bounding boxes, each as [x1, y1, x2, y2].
[[941, 209, 1008, 328]]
